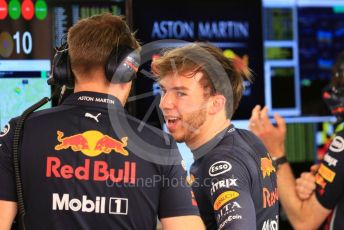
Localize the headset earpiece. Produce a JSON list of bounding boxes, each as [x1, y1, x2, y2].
[[49, 43, 74, 88], [105, 45, 140, 83], [49, 44, 140, 87]]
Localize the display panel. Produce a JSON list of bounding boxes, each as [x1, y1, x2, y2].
[[298, 3, 344, 116], [48, 0, 126, 48], [263, 1, 301, 117], [263, 0, 344, 122], [0, 0, 51, 128], [0, 0, 127, 128], [131, 0, 264, 124]]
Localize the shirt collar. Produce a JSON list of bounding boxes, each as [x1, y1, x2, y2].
[[191, 124, 236, 160], [62, 91, 123, 110]]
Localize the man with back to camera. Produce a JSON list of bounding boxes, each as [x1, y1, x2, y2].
[[0, 13, 205, 230], [249, 52, 344, 230], [152, 43, 279, 229]]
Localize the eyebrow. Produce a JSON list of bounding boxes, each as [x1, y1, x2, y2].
[[159, 85, 189, 91], [171, 86, 189, 91]]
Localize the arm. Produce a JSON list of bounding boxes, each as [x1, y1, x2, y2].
[[0, 121, 19, 229], [249, 105, 331, 230], [276, 163, 330, 230], [161, 216, 205, 230], [0, 200, 17, 230], [206, 157, 256, 230], [158, 148, 204, 230]]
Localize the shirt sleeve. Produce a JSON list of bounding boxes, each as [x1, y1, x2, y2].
[[0, 119, 17, 201], [205, 156, 256, 230], [316, 131, 344, 209], [158, 143, 200, 219]]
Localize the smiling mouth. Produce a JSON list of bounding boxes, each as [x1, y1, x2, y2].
[[164, 116, 181, 130], [167, 117, 180, 124]]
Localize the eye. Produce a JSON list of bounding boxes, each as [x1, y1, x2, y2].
[[177, 91, 186, 97]]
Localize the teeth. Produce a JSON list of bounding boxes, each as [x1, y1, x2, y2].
[[165, 116, 179, 121], [167, 117, 179, 124]]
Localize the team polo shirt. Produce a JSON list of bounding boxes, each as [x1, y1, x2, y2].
[[316, 129, 344, 230], [190, 125, 279, 230], [0, 91, 199, 230]]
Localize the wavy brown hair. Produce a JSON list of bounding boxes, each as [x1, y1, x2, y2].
[[68, 13, 140, 76], [152, 43, 253, 118]]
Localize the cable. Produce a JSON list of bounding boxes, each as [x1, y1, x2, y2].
[[12, 87, 61, 230], [58, 85, 67, 105]]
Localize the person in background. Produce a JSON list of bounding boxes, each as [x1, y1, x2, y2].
[[153, 42, 279, 229], [0, 13, 204, 230], [249, 51, 344, 229]]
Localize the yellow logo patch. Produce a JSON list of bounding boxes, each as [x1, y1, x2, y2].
[[213, 191, 239, 211], [318, 164, 336, 183]]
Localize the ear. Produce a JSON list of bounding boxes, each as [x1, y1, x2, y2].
[[209, 95, 226, 115]]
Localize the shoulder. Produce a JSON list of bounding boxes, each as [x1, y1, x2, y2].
[[0, 116, 22, 154], [108, 112, 182, 166], [212, 127, 267, 162], [121, 113, 177, 152], [218, 127, 266, 150], [327, 131, 344, 154], [199, 146, 252, 182], [0, 106, 73, 152], [127, 114, 175, 146], [232, 127, 266, 148], [27, 105, 75, 121], [197, 128, 267, 180]]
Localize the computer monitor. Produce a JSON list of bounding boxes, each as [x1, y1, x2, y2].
[[263, 0, 344, 123], [0, 0, 52, 127], [130, 0, 264, 125]]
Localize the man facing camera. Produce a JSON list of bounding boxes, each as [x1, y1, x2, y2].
[[153, 43, 279, 229]]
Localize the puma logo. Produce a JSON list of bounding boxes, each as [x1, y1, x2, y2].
[[85, 113, 101, 123]]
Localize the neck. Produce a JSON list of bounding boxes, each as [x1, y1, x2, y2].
[[73, 70, 130, 106], [187, 117, 230, 150]]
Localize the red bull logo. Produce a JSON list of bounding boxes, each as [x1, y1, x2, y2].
[[263, 187, 279, 208], [55, 130, 128, 157], [261, 157, 276, 178], [46, 157, 136, 184]]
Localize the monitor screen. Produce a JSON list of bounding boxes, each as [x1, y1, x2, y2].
[[0, 0, 127, 128], [263, 0, 344, 122], [298, 3, 344, 116], [0, 0, 52, 128], [130, 0, 264, 125], [48, 0, 126, 48]]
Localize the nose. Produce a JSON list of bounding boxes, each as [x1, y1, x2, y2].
[[159, 92, 175, 110]]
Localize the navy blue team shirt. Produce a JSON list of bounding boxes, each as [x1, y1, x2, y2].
[[315, 129, 344, 230], [0, 92, 199, 229], [190, 125, 279, 230]]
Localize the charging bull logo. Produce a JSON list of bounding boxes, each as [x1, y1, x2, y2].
[[55, 131, 128, 157], [261, 157, 276, 178]]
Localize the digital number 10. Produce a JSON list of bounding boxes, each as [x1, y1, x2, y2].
[[13, 31, 33, 55]]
